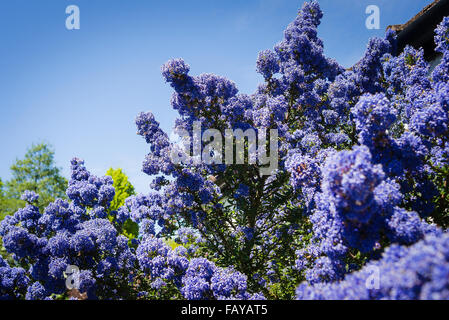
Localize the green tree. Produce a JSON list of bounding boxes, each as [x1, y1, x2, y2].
[[2, 143, 68, 217], [106, 168, 136, 211], [106, 168, 138, 239], [0, 178, 5, 220]]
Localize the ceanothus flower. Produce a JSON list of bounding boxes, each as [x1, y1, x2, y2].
[[352, 93, 397, 150], [25, 282, 48, 300], [298, 145, 436, 284], [2, 2, 449, 301], [210, 267, 250, 300], [321, 146, 384, 223], [161, 58, 190, 83], [181, 258, 263, 300], [2, 226, 41, 259], [410, 103, 448, 138], [181, 258, 217, 300], [256, 49, 279, 79], [0, 265, 29, 299], [435, 17, 449, 54], [296, 231, 448, 300], [21, 190, 39, 203]]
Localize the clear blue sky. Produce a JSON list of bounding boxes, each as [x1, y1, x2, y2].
[[0, 0, 434, 193]]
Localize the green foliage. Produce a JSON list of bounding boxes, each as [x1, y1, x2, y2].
[[164, 238, 181, 250], [106, 168, 138, 240], [0, 143, 67, 218], [264, 213, 313, 299], [106, 168, 136, 211], [431, 164, 449, 227], [121, 219, 139, 241], [0, 178, 5, 221]]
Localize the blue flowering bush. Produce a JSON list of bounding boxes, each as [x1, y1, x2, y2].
[[1, 1, 449, 300]]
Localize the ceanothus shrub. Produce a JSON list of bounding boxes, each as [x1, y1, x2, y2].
[[1, 1, 449, 300], [0, 160, 262, 300]]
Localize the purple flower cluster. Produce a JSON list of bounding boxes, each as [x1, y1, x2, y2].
[[0, 257, 29, 300], [181, 258, 263, 300], [256, 50, 279, 79], [0, 158, 262, 300], [294, 146, 439, 284], [136, 112, 173, 176], [297, 231, 448, 300], [0, 161, 139, 299], [21, 190, 39, 203], [67, 158, 115, 211], [2, 1, 449, 300], [140, 1, 449, 297], [136, 236, 189, 291]]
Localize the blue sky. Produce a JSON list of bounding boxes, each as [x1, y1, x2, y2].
[[0, 0, 434, 193]]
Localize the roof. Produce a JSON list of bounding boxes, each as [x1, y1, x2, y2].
[[387, 0, 449, 60], [387, 0, 440, 33]]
